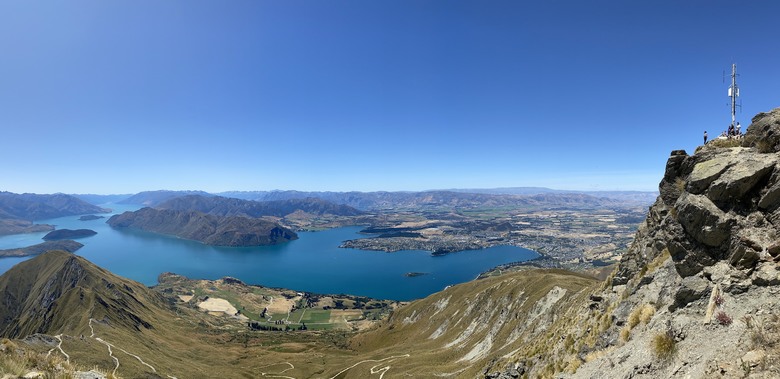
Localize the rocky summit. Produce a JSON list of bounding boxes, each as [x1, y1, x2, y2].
[[616, 107, 780, 289], [477, 107, 780, 378], [568, 107, 780, 378]]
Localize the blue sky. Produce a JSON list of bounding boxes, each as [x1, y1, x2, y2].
[[2, 1, 779, 194]]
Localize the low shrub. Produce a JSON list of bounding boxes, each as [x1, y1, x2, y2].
[[713, 294, 725, 307], [619, 326, 631, 342], [651, 331, 676, 360], [639, 304, 655, 324], [627, 308, 641, 329], [715, 311, 733, 326]]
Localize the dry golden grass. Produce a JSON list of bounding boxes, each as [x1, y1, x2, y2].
[[639, 304, 655, 324], [584, 346, 614, 363], [0, 339, 77, 379], [645, 249, 671, 274], [708, 138, 742, 149], [651, 332, 676, 360], [627, 308, 641, 329], [619, 326, 631, 342]]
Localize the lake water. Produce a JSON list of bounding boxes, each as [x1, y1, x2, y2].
[[0, 205, 538, 301]]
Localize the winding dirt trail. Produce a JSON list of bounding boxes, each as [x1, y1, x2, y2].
[[52, 318, 408, 379], [46, 334, 70, 363], [258, 362, 296, 378], [88, 318, 160, 376], [94, 337, 119, 376], [328, 354, 410, 379], [53, 334, 69, 364]]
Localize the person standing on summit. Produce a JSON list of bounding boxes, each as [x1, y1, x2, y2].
[[704, 131, 708, 144]]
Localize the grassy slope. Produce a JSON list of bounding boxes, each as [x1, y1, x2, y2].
[[348, 269, 599, 378], [1, 251, 607, 378]]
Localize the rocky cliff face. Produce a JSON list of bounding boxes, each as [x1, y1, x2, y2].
[[563, 107, 780, 378], [470, 107, 780, 379], [615, 108, 780, 292]]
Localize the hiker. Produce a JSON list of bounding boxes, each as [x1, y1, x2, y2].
[[704, 131, 708, 144], [728, 124, 735, 138], [736, 122, 741, 135]]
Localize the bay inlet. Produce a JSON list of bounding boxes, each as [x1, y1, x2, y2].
[[0, 205, 538, 301]]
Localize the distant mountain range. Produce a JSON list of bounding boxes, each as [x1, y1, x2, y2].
[[216, 190, 640, 211], [117, 190, 213, 207], [158, 195, 363, 217], [0, 192, 110, 235], [72, 193, 132, 205], [0, 192, 110, 221], [76, 188, 657, 211], [107, 208, 298, 247]]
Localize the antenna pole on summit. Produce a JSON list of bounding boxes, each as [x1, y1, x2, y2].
[[728, 63, 739, 126]]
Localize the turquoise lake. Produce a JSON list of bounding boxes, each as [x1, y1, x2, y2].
[[0, 205, 538, 301]]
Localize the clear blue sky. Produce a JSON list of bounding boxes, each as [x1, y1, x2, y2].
[[2, 1, 779, 194]]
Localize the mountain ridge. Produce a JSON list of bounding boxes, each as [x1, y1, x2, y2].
[[107, 207, 298, 246], [0, 250, 167, 338], [158, 194, 364, 217], [0, 192, 110, 221]]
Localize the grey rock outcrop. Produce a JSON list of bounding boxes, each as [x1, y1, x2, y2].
[[569, 107, 780, 379], [744, 107, 780, 153], [706, 152, 775, 202], [614, 109, 780, 284], [675, 192, 732, 247]]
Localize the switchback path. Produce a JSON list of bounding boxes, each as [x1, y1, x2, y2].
[[54, 334, 69, 364], [258, 362, 295, 379], [45, 334, 70, 364], [88, 318, 161, 376], [328, 354, 410, 379], [94, 337, 119, 376]]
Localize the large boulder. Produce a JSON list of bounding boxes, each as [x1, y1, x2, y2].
[[675, 193, 733, 247], [752, 262, 780, 286], [669, 275, 711, 311], [687, 157, 733, 194], [758, 181, 780, 210], [668, 240, 717, 278], [744, 107, 780, 153], [707, 155, 775, 202]]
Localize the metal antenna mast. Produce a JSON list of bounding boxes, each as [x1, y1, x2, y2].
[[728, 63, 740, 126]]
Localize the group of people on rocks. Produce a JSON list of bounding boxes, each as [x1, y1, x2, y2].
[[703, 121, 742, 144]]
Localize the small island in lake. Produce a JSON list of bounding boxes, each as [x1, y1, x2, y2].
[[43, 229, 97, 240], [0, 240, 84, 257], [78, 215, 105, 221], [404, 272, 428, 277]]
